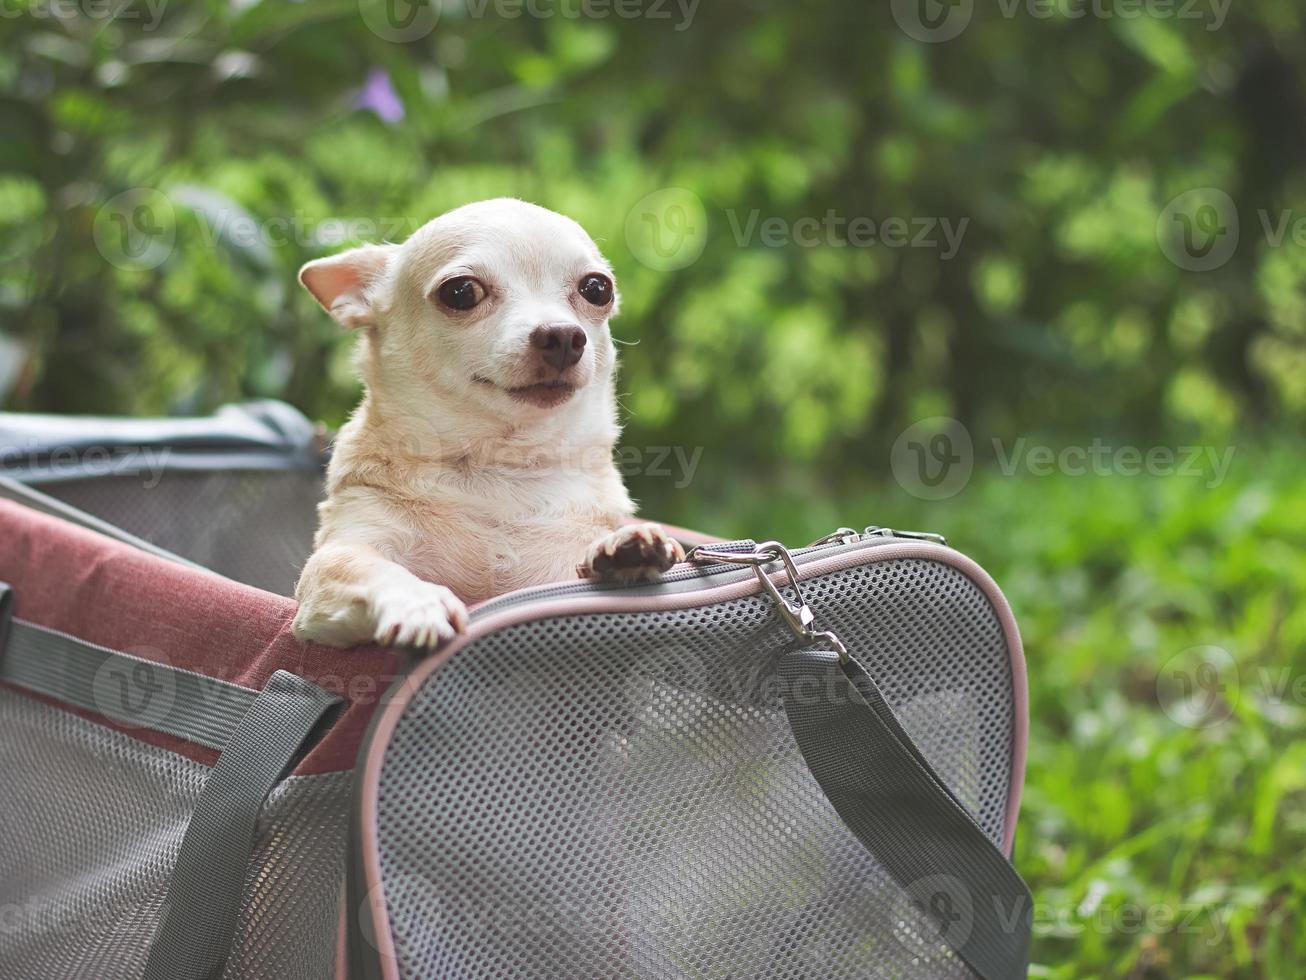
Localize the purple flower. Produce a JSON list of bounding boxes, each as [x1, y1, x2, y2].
[[355, 68, 405, 124]]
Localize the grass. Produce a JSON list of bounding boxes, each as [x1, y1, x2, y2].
[[637, 437, 1306, 978]]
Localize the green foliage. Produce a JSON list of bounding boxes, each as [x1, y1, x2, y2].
[[3, 0, 1306, 455]]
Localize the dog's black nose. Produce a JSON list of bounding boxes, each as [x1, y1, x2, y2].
[[530, 324, 586, 371]]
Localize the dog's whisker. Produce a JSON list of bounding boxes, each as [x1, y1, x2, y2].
[[613, 393, 635, 417]]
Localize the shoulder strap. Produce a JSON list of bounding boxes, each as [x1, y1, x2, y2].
[[780, 644, 1031, 980], [142, 670, 341, 980]]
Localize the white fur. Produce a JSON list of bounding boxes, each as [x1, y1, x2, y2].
[[292, 199, 678, 649]]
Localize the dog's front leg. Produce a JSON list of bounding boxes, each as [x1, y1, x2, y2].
[[293, 542, 468, 649]]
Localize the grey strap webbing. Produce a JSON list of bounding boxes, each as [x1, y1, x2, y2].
[[142, 670, 341, 980], [0, 615, 258, 751], [780, 646, 1031, 980]]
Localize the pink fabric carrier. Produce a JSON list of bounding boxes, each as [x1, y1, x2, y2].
[[0, 402, 1031, 980]]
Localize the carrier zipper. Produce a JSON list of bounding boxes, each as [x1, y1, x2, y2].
[[467, 523, 948, 623], [808, 527, 862, 547], [860, 525, 948, 546], [809, 525, 947, 548]]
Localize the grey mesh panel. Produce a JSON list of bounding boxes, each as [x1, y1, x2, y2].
[[223, 774, 352, 980], [373, 557, 1015, 979], [0, 476, 202, 569], [35, 470, 323, 595], [0, 686, 349, 980]]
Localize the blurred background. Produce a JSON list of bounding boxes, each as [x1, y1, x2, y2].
[[2, 0, 1304, 976]]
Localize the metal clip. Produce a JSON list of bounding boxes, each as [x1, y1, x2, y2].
[[751, 541, 816, 639], [686, 540, 848, 662]]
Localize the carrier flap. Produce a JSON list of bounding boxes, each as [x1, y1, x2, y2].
[[0, 399, 323, 481], [0, 497, 400, 774]]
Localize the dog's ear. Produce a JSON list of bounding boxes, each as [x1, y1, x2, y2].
[[299, 244, 396, 328]]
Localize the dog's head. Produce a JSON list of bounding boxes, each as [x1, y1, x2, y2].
[[300, 198, 621, 436]]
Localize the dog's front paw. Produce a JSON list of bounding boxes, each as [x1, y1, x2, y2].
[[584, 523, 685, 581], [371, 582, 469, 649]]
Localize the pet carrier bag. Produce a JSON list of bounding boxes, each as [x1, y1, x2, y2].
[[0, 402, 1032, 980]]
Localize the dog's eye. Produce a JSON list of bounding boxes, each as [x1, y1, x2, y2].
[[577, 273, 613, 307], [436, 276, 487, 311]]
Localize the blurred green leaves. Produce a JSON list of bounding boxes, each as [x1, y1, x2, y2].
[[4, 0, 1305, 445]]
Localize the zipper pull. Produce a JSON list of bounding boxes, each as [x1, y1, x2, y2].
[[808, 527, 862, 547], [862, 525, 948, 546]]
